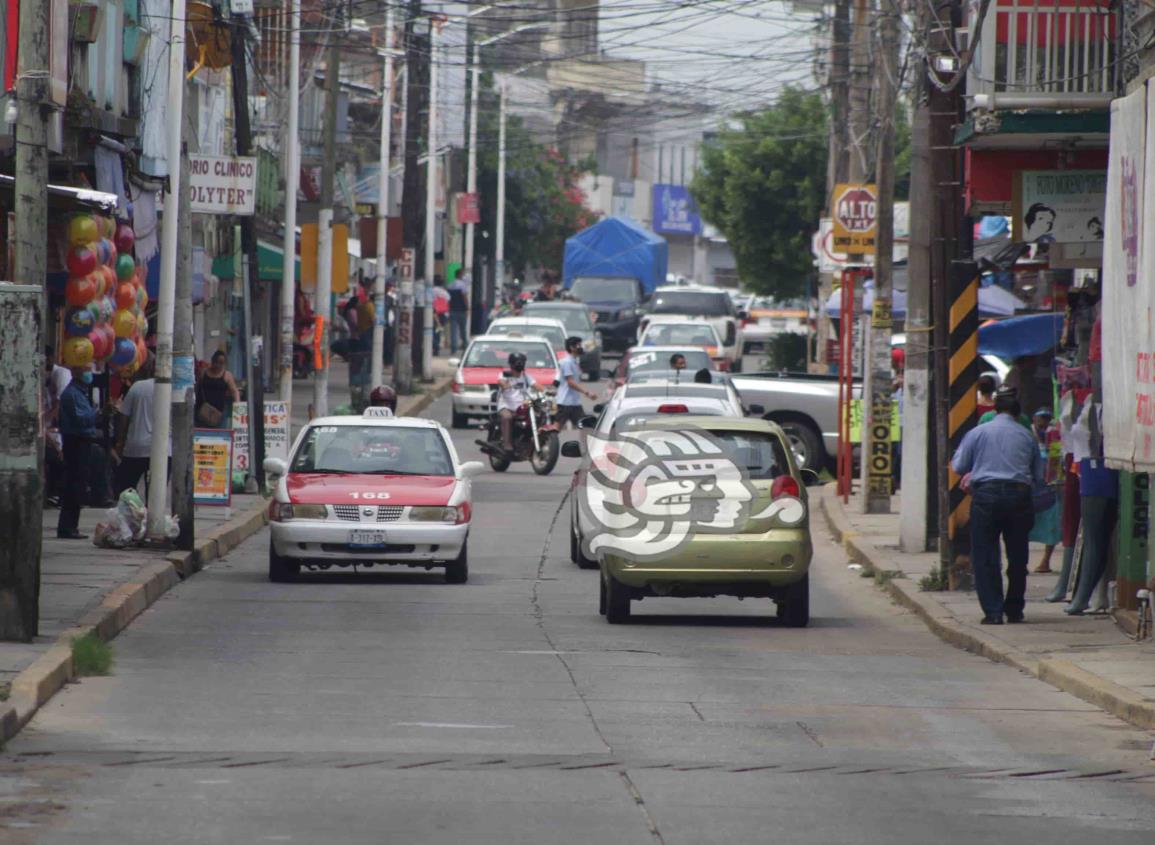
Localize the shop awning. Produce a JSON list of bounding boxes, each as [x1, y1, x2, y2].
[[211, 240, 300, 282], [825, 282, 1025, 319], [0, 175, 118, 211], [978, 313, 1064, 360]]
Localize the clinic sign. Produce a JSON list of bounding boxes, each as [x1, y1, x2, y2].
[[652, 184, 703, 236], [831, 183, 877, 254], [189, 155, 257, 216]]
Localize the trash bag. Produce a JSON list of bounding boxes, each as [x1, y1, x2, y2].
[[93, 489, 149, 548]]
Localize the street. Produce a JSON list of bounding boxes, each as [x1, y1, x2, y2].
[[2, 392, 1154, 844]]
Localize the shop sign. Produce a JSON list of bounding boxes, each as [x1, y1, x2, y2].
[[1017, 170, 1107, 245], [193, 429, 234, 506], [652, 184, 702, 235], [189, 155, 257, 215], [1102, 85, 1152, 469], [456, 192, 480, 225], [831, 183, 877, 254], [231, 401, 290, 473]]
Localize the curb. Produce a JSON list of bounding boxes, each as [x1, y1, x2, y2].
[[0, 502, 270, 749], [818, 486, 1155, 732]]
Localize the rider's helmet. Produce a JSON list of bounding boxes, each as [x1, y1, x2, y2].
[[508, 352, 527, 372], [369, 384, 398, 411]]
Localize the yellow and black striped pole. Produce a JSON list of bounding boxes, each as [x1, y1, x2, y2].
[[947, 260, 980, 582]]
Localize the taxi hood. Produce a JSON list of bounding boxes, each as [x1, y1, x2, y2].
[[287, 473, 457, 505]]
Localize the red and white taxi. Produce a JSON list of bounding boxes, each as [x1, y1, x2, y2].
[[636, 317, 730, 371], [263, 409, 485, 583], [448, 335, 560, 428]]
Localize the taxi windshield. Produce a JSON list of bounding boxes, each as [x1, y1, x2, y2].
[[463, 340, 554, 369], [643, 323, 720, 347], [291, 425, 454, 476], [488, 323, 566, 349]]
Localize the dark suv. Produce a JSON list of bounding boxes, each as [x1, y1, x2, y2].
[[566, 276, 648, 354]]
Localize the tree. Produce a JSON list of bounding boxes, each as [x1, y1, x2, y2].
[[475, 77, 597, 280], [691, 88, 828, 298]]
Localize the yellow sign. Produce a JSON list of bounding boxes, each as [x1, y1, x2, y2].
[[849, 399, 900, 443], [831, 183, 878, 255], [193, 429, 234, 506], [300, 222, 350, 293]]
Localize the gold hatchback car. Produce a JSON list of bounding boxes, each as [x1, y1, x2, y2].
[[567, 416, 815, 626]]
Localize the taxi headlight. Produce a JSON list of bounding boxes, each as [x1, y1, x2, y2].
[[291, 504, 329, 520], [410, 506, 457, 524]]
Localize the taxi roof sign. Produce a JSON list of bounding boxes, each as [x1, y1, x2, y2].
[[363, 407, 395, 418]]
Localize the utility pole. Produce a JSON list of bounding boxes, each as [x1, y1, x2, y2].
[[495, 80, 507, 299], [400, 1, 427, 392], [863, 0, 901, 514], [422, 16, 441, 381], [171, 125, 195, 552], [373, 7, 395, 391], [146, 0, 188, 539], [465, 39, 481, 335], [394, 58, 414, 395], [819, 0, 851, 371], [847, 0, 873, 185], [2, 0, 51, 639], [279, 0, 301, 407], [232, 15, 264, 490], [314, 13, 342, 417]]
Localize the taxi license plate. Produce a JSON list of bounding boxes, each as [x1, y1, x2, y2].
[[349, 530, 387, 549]]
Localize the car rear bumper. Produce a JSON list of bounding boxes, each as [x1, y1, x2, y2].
[[602, 529, 812, 590], [271, 521, 468, 562]]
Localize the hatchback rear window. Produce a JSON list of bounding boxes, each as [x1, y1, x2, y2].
[[706, 430, 791, 480]]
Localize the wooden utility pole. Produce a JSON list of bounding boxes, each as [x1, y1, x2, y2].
[[1, 0, 51, 640], [232, 17, 265, 487], [847, 0, 873, 185], [863, 0, 902, 514], [819, 0, 851, 371]]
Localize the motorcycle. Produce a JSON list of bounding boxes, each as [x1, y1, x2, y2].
[[475, 381, 560, 475]]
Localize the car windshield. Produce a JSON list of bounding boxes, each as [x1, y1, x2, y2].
[[571, 278, 637, 301], [463, 340, 554, 369], [291, 425, 454, 476], [705, 430, 791, 480], [643, 323, 720, 347], [523, 305, 594, 333], [488, 323, 566, 349], [649, 291, 732, 316], [627, 349, 712, 374]]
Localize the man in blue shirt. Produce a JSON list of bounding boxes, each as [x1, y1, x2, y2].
[[57, 365, 98, 539], [951, 387, 1043, 624], [556, 336, 596, 430]]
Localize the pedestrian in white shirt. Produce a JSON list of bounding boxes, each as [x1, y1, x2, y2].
[[556, 336, 595, 429], [113, 355, 170, 495]]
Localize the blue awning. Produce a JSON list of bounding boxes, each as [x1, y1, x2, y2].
[[978, 313, 1064, 359]]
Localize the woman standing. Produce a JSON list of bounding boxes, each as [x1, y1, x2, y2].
[[1029, 407, 1063, 573], [196, 350, 240, 428]]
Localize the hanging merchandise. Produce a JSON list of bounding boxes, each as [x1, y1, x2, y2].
[[66, 245, 98, 277], [112, 308, 137, 338], [64, 307, 95, 337], [62, 335, 94, 367], [69, 215, 99, 247], [115, 282, 136, 310], [114, 221, 135, 255], [116, 254, 136, 281], [65, 275, 97, 307], [111, 337, 136, 366]]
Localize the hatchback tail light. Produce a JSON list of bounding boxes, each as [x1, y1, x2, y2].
[[771, 476, 801, 499], [657, 404, 689, 414]]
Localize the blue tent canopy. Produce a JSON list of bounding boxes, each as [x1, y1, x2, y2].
[[978, 313, 1064, 360], [562, 216, 668, 294]]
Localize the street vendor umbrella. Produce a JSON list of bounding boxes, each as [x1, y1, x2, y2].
[[824, 282, 1025, 319], [978, 313, 1064, 360]]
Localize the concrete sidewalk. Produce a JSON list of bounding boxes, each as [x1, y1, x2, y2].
[[819, 485, 1155, 737], [0, 356, 457, 747]]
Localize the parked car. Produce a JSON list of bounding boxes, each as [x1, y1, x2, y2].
[[564, 415, 815, 626], [521, 300, 602, 379], [264, 411, 485, 583], [638, 286, 743, 371], [449, 336, 560, 429]]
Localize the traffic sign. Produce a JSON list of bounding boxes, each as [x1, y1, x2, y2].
[[831, 183, 878, 254]]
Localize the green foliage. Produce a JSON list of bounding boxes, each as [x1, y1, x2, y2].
[[919, 568, 949, 592], [893, 100, 912, 201], [691, 88, 828, 298], [476, 76, 597, 278], [762, 334, 808, 372], [71, 633, 113, 677]]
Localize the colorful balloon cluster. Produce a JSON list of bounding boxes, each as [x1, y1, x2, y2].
[[61, 215, 147, 375]]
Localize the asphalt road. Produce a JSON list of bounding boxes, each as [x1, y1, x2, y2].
[[3, 392, 1154, 844]]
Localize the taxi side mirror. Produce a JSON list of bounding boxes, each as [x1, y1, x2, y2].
[[263, 457, 288, 479], [579, 415, 598, 430], [448, 357, 461, 367], [459, 460, 485, 478], [561, 441, 583, 459]]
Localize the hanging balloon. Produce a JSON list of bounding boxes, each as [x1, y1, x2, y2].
[[111, 337, 136, 366], [62, 336, 94, 368], [137, 314, 149, 338], [112, 308, 136, 339], [98, 216, 114, 240], [88, 329, 110, 361], [136, 286, 149, 311], [68, 215, 98, 247], [65, 275, 97, 307], [101, 265, 117, 292], [114, 222, 135, 255], [86, 300, 102, 325], [134, 341, 147, 368], [104, 238, 118, 266], [66, 246, 97, 278], [103, 296, 117, 322], [64, 307, 95, 337], [115, 254, 135, 282], [98, 324, 116, 359], [115, 282, 136, 310]]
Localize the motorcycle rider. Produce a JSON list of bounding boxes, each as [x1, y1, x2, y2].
[[498, 352, 536, 454], [369, 384, 398, 416]]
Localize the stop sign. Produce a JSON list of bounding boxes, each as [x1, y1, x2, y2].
[[835, 187, 877, 233]]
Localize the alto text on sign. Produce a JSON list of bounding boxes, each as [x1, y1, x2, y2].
[[831, 183, 878, 254], [189, 155, 258, 216]]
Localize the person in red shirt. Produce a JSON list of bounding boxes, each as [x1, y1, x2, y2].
[[976, 373, 996, 418]]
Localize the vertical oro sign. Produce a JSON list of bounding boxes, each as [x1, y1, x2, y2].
[[831, 184, 878, 255]]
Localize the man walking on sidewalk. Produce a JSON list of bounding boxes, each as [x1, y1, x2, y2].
[[951, 386, 1043, 625], [57, 365, 98, 539]]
